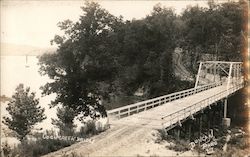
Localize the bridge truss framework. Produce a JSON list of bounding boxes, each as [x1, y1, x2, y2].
[[195, 61, 243, 89]]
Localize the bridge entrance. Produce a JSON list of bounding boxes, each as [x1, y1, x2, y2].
[[195, 61, 243, 88], [194, 61, 243, 127]]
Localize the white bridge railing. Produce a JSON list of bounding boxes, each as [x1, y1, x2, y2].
[[161, 82, 244, 131], [107, 81, 223, 119]]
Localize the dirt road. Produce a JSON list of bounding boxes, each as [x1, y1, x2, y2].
[[42, 125, 155, 156], [42, 123, 197, 156], [173, 48, 193, 81]]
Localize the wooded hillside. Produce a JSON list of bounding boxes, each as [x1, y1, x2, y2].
[[38, 0, 248, 117]]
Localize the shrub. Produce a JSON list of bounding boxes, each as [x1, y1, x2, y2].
[[2, 141, 12, 157], [4, 120, 108, 157], [156, 129, 169, 142], [228, 134, 249, 149], [76, 120, 104, 138], [7, 138, 75, 157], [156, 129, 190, 152], [166, 139, 190, 152]]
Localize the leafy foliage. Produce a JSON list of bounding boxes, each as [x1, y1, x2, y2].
[[39, 1, 119, 118], [113, 4, 179, 97], [181, 0, 247, 67], [4, 138, 75, 157], [39, 1, 247, 124], [52, 106, 77, 136], [3, 84, 46, 141]]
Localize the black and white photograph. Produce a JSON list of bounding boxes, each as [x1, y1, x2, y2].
[[0, 0, 249, 156]]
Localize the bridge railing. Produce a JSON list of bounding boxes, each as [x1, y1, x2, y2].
[[107, 81, 223, 119], [161, 82, 244, 130]]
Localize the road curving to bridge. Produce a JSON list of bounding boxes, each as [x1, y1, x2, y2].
[[42, 125, 154, 156], [42, 83, 238, 157]]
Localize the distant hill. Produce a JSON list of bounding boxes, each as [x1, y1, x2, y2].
[[0, 95, 11, 103], [0, 43, 56, 56]]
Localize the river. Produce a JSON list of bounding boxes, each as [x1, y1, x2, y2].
[[1, 56, 57, 131]]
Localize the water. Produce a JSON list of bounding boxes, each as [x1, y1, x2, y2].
[[1, 56, 109, 147], [1, 56, 57, 131]]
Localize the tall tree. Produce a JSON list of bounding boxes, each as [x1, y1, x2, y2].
[[39, 1, 122, 119], [3, 84, 46, 142], [115, 4, 179, 97]]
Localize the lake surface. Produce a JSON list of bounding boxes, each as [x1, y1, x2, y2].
[[1, 56, 57, 131]]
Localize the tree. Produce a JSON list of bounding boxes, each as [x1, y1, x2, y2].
[[115, 4, 178, 97], [180, 0, 247, 70], [52, 106, 76, 136], [3, 84, 46, 142], [39, 1, 121, 119], [217, 0, 248, 61], [39, 1, 247, 117]]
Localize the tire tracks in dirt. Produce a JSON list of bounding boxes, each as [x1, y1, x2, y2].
[[42, 125, 150, 157]]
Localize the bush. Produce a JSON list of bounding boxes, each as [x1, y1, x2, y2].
[[166, 139, 190, 152], [4, 120, 108, 157], [2, 141, 12, 157], [77, 120, 101, 138], [228, 134, 249, 150], [157, 129, 169, 142], [4, 129, 77, 157], [156, 129, 190, 152], [6, 138, 75, 157]]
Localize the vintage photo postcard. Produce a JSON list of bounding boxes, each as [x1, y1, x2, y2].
[[0, 0, 249, 156]]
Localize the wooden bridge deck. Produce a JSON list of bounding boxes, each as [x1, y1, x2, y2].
[[109, 83, 243, 130], [43, 82, 243, 157]]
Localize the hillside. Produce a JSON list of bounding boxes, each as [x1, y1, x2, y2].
[[0, 43, 56, 56], [173, 47, 194, 81]]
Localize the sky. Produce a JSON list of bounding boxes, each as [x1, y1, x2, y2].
[[0, 0, 212, 48]]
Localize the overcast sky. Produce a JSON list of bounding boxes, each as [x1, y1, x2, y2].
[[0, 0, 212, 48]]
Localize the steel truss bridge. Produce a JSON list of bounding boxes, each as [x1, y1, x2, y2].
[[107, 61, 244, 130], [43, 61, 245, 157]]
